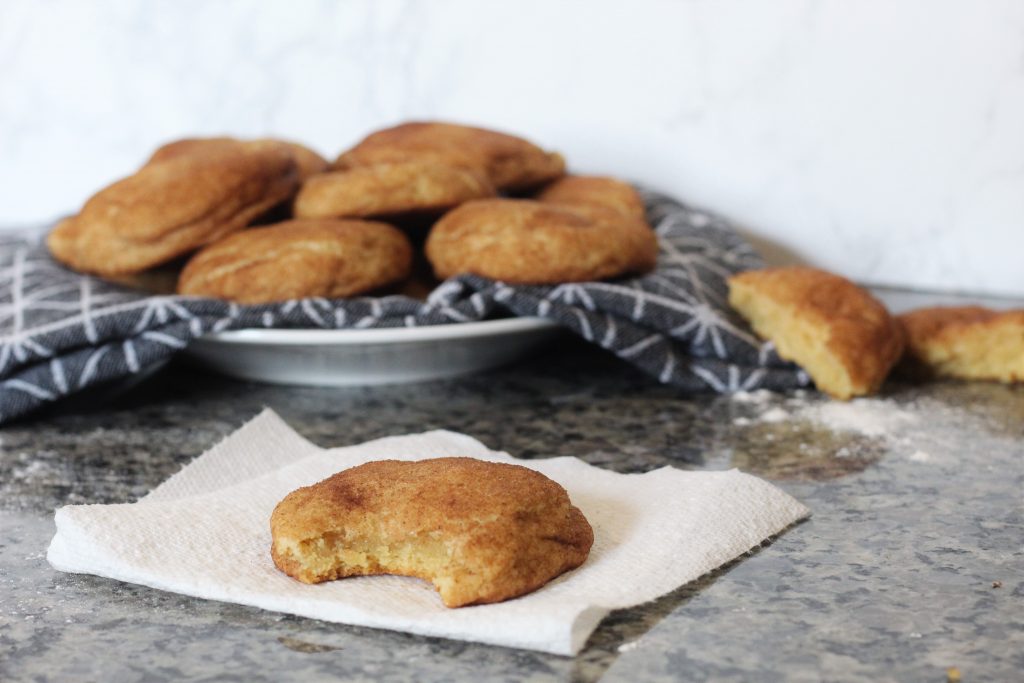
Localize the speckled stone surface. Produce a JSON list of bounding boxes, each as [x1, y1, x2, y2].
[[2, 302, 1023, 681]]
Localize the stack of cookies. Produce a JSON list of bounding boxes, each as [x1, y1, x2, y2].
[[46, 122, 659, 304], [45, 121, 1020, 399]]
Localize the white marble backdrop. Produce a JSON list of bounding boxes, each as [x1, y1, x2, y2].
[[1, 0, 1022, 295]]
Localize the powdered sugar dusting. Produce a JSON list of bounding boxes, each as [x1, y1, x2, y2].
[[724, 382, 1024, 481], [730, 389, 775, 405], [731, 392, 920, 440], [802, 399, 918, 437], [759, 407, 791, 424]]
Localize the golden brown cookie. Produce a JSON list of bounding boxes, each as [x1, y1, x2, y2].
[[536, 175, 646, 219], [47, 145, 300, 277], [177, 218, 412, 303], [148, 137, 328, 181], [334, 121, 565, 191], [898, 306, 1024, 383], [294, 160, 495, 220], [270, 457, 593, 608], [728, 267, 904, 400], [424, 198, 659, 284]]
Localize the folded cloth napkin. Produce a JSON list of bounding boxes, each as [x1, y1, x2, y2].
[[48, 409, 810, 656], [0, 190, 807, 423]]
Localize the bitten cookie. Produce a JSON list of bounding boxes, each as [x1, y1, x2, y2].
[[177, 218, 412, 303], [424, 199, 658, 283], [898, 306, 1024, 383], [148, 137, 328, 181], [334, 121, 566, 192], [270, 457, 594, 608], [728, 267, 904, 400], [294, 160, 495, 219], [47, 145, 300, 276], [535, 175, 646, 219]]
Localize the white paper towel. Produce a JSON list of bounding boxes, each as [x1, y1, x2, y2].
[[47, 409, 810, 655]]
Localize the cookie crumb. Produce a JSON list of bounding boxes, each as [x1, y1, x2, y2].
[[992, 580, 1003, 588], [618, 639, 642, 653], [946, 666, 961, 682], [909, 450, 931, 462]]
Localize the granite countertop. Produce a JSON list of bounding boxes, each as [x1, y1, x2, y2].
[[2, 292, 1022, 682]]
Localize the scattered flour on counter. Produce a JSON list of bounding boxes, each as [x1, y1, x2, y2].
[[801, 399, 918, 437], [730, 389, 775, 405], [759, 407, 792, 423], [731, 392, 919, 439]]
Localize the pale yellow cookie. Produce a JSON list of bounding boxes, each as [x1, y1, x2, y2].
[[425, 198, 658, 284], [334, 121, 565, 191], [177, 218, 412, 303], [270, 457, 593, 608], [899, 306, 1024, 383], [47, 145, 299, 276], [294, 160, 495, 219], [535, 175, 645, 219], [728, 267, 904, 399]]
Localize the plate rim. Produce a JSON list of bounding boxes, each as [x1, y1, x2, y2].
[[196, 316, 562, 346]]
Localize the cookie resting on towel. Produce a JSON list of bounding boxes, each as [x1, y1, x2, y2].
[[425, 198, 659, 284], [294, 160, 496, 220], [333, 121, 565, 192], [47, 144, 300, 276], [269, 457, 594, 608], [177, 218, 412, 304], [898, 306, 1024, 383], [728, 267, 904, 400]]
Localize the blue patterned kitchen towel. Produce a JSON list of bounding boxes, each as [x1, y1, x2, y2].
[[0, 190, 808, 422]]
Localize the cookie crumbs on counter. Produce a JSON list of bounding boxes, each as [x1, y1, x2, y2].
[[730, 389, 775, 404], [759, 407, 791, 423], [946, 666, 962, 682], [617, 639, 643, 653], [992, 580, 1002, 588]]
